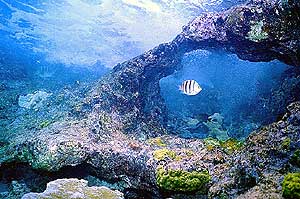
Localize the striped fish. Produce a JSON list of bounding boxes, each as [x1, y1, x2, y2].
[[179, 80, 202, 96]]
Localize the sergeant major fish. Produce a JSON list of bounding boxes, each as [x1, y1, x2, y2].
[[179, 80, 202, 96]]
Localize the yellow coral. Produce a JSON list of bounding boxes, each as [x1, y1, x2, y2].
[[156, 166, 211, 192], [147, 137, 166, 147], [153, 148, 176, 161], [220, 138, 243, 154]]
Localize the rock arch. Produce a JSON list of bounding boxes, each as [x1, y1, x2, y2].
[[83, 0, 300, 138]]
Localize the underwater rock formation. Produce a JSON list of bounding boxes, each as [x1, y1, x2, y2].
[[22, 178, 124, 199], [1, 0, 300, 198], [180, 0, 300, 66], [81, 0, 300, 138], [209, 101, 300, 198], [253, 67, 300, 125], [1, 101, 299, 198], [1, 180, 30, 199], [18, 91, 52, 110]]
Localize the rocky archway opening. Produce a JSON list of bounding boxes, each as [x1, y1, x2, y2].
[[159, 49, 298, 140]]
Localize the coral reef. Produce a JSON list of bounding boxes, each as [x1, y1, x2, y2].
[[0, 0, 300, 198], [0, 99, 299, 198], [21, 178, 124, 199], [6, 181, 30, 199], [209, 101, 300, 198]]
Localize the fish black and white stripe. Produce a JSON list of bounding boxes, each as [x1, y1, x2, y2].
[[179, 80, 202, 96]]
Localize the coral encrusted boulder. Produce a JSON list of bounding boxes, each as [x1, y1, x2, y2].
[[21, 178, 124, 199]]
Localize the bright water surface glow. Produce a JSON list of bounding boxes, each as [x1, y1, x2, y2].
[[0, 0, 246, 68]]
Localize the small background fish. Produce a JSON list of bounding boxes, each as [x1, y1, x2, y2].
[[179, 80, 202, 96]]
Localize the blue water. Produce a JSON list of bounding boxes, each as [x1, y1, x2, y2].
[[0, 0, 246, 68], [160, 50, 289, 139]]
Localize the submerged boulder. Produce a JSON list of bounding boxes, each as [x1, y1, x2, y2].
[[18, 91, 52, 110], [21, 178, 124, 199]]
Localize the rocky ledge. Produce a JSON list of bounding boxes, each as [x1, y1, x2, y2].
[[0, 0, 300, 198], [1, 101, 299, 198]]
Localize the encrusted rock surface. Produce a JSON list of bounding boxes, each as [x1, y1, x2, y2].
[[180, 0, 300, 66], [1, 101, 299, 198], [209, 101, 300, 198], [21, 178, 124, 199], [0, 0, 300, 198]]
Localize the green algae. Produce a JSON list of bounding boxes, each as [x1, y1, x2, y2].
[[291, 149, 300, 166], [153, 148, 176, 161], [204, 137, 243, 153], [39, 120, 52, 128], [148, 137, 166, 147], [282, 138, 291, 150], [282, 172, 300, 198], [204, 137, 221, 151], [220, 138, 243, 154], [152, 148, 194, 162], [156, 166, 211, 192]]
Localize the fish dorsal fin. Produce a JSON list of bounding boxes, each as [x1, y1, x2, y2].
[[179, 85, 182, 91]]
